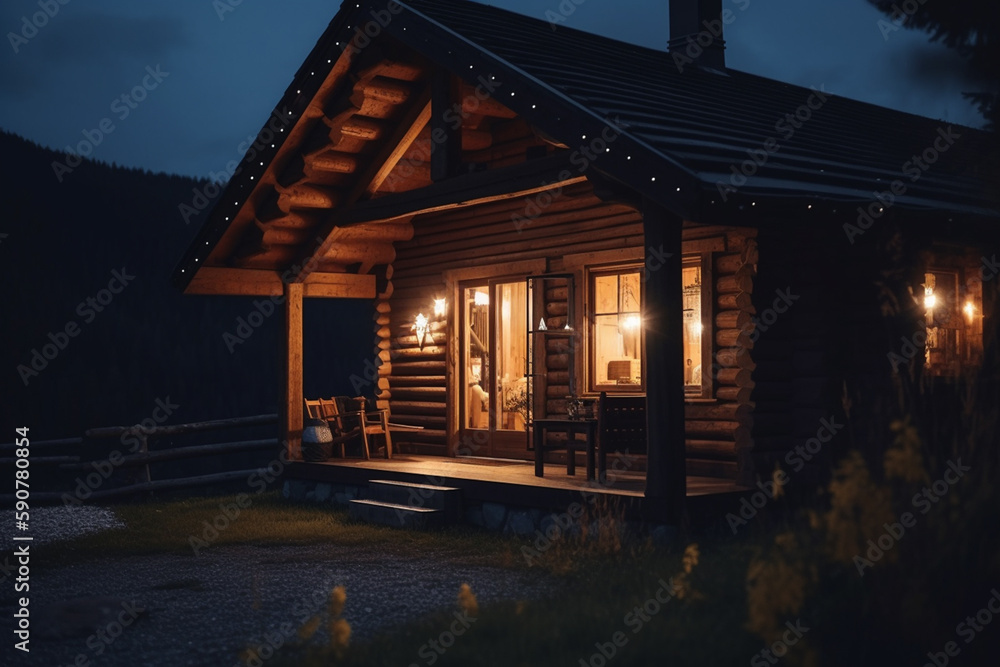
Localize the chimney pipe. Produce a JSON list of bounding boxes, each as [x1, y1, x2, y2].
[[668, 0, 726, 69]]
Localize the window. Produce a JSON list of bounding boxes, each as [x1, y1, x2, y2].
[[591, 269, 643, 391], [682, 258, 708, 395], [587, 256, 710, 395], [923, 264, 983, 375]]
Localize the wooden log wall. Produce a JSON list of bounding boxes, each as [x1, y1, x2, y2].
[[387, 181, 641, 455], [682, 226, 758, 482], [382, 179, 758, 478]]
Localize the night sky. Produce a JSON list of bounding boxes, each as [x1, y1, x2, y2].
[[0, 0, 985, 178]]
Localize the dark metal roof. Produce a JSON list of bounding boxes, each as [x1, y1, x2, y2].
[[173, 0, 999, 288], [394, 0, 997, 218]]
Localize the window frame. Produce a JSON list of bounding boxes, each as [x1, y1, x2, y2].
[[683, 253, 714, 400], [582, 253, 713, 397], [587, 265, 645, 394]]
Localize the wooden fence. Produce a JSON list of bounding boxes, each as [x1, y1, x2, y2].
[[0, 414, 280, 504]]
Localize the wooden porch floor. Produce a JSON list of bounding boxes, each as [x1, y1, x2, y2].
[[302, 455, 743, 496], [286, 455, 751, 522]]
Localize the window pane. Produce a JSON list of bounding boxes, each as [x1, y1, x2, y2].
[[924, 268, 983, 375], [592, 270, 642, 389], [464, 287, 489, 428], [497, 281, 529, 430], [683, 265, 702, 387]]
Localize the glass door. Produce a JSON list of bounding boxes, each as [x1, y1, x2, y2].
[[461, 279, 530, 458]]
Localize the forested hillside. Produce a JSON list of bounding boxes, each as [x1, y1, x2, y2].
[[0, 129, 371, 439]]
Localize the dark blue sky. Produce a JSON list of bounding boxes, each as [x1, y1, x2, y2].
[[0, 0, 984, 178]]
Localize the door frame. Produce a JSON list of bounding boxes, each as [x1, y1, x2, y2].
[[444, 259, 545, 458]]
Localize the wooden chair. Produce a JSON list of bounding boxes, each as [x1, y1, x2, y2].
[[304, 397, 360, 459], [597, 391, 646, 482], [305, 396, 391, 459], [330, 396, 392, 460]]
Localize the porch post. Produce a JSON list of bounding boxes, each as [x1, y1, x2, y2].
[[641, 199, 686, 524], [281, 282, 304, 461]]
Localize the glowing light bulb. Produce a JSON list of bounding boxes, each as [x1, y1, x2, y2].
[[924, 287, 936, 310]]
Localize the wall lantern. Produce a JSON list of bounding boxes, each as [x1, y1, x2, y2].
[[412, 313, 429, 350], [433, 298, 446, 317], [964, 301, 977, 322]]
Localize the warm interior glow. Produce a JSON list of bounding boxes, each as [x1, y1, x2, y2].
[[474, 290, 489, 306], [622, 314, 641, 330]]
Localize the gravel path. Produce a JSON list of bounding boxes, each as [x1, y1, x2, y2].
[[1, 513, 558, 666]]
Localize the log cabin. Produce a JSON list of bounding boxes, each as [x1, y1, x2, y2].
[[173, 0, 999, 528]]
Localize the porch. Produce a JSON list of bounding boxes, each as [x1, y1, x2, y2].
[[283, 455, 750, 529]]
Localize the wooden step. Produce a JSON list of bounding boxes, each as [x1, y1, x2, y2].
[[368, 479, 462, 523], [348, 499, 443, 530]]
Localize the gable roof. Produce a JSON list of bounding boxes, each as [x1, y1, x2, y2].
[[174, 0, 998, 290]]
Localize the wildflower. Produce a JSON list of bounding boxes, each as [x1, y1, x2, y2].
[[884, 416, 929, 484], [823, 451, 895, 564], [330, 617, 351, 654], [457, 583, 479, 617], [329, 585, 347, 618], [297, 615, 321, 640], [682, 543, 700, 574], [771, 465, 786, 500]]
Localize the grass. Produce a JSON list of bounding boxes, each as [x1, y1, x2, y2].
[[276, 542, 764, 667], [32, 493, 516, 569], [36, 492, 767, 666], [35, 383, 1000, 667]]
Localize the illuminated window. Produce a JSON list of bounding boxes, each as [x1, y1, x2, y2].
[[588, 257, 709, 394], [591, 270, 643, 391], [923, 264, 983, 375]]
